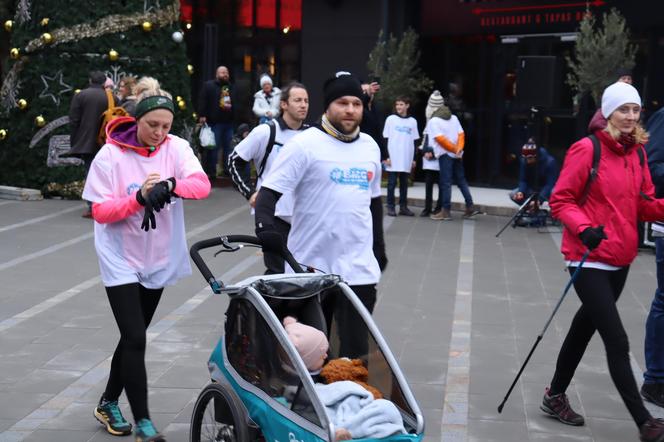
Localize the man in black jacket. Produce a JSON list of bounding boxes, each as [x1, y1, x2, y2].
[[198, 65, 235, 179], [643, 107, 664, 408], [69, 71, 109, 218]]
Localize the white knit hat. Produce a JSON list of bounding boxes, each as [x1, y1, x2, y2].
[[601, 82, 641, 118], [260, 74, 273, 87], [427, 90, 445, 108]]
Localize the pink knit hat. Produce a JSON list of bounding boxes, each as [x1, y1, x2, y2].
[[283, 316, 329, 372]]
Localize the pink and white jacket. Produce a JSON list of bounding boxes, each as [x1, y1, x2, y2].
[[82, 117, 210, 288]]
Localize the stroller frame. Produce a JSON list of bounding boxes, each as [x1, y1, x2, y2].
[[189, 235, 425, 442]]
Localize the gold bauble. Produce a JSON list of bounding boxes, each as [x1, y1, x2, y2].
[[35, 115, 46, 127], [0, 129, 7, 140], [40, 18, 50, 27], [41, 33, 53, 44], [17, 99, 27, 110], [74, 89, 81, 94], [9, 48, 19, 59], [4, 20, 12, 32], [108, 49, 119, 61], [175, 96, 183, 103], [187, 64, 194, 75], [141, 21, 152, 32], [192, 112, 198, 121], [177, 100, 186, 110]]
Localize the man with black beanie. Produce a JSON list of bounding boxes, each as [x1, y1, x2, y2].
[[254, 71, 387, 358]]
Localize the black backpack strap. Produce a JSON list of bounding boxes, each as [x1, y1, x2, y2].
[[257, 120, 277, 180], [636, 145, 653, 201], [579, 134, 601, 206]]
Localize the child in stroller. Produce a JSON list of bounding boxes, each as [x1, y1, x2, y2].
[[282, 316, 407, 440]]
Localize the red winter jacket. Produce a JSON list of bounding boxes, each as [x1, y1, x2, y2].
[[550, 129, 664, 267]]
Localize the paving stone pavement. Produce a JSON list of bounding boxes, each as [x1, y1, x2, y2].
[[1, 188, 663, 441]]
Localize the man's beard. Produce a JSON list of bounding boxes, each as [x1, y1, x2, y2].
[[329, 117, 359, 135]]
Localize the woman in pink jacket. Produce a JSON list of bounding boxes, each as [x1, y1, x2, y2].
[[542, 82, 664, 442], [82, 77, 210, 442]]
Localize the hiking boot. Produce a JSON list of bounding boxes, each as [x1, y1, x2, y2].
[[642, 383, 664, 408], [399, 207, 415, 217], [540, 387, 585, 426], [387, 207, 397, 217], [463, 206, 482, 219], [94, 395, 132, 436], [640, 417, 664, 442], [134, 418, 165, 442], [430, 209, 452, 221], [419, 209, 431, 217]]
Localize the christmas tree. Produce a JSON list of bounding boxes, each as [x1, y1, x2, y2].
[[567, 8, 636, 104], [0, 0, 194, 194], [367, 29, 433, 110]]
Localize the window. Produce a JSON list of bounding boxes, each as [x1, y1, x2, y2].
[[225, 298, 321, 426]]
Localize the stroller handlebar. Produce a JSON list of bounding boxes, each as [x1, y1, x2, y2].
[[189, 235, 304, 293]]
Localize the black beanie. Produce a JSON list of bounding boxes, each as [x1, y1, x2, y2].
[[323, 71, 364, 110]]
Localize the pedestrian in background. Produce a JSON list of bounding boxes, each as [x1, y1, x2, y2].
[[642, 100, 664, 408], [198, 65, 235, 179], [419, 90, 445, 217], [428, 95, 481, 220], [543, 82, 664, 442], [118, 75, 138, 115], [383, 96, 419, 217], [228, 82, 310, 274], [253, 74, 281, 124], [69, 71, 109, 218], [82, 77, 210, 442]]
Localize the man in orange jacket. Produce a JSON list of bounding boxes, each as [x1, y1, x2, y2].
[[427, 100, 481, 220]]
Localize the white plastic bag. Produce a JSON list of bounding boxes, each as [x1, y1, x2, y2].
[[199, 124, 216, 149]]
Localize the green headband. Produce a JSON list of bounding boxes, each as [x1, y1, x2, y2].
[[135, 95, 175, 119]]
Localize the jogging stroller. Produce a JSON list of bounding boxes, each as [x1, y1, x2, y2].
[[188, 235, 425, 442]]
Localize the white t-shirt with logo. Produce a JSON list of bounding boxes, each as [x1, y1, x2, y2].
[[234, 120, 303, 221], [382, 114, 419, 172], [427, 115, 464, 159], [420, 123, 439, 171], [261, 128, 382, 285], [82, 135, 203, 288]]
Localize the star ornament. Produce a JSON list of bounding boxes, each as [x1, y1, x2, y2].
[[39, 70, 72, 106]]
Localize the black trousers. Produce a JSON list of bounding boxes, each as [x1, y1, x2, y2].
[[104, 283, 163, 421], [549, 266, 650, 426], [263, 217, 291, 274], [322, 284, 377, 360], [423, 169, 441, 212]]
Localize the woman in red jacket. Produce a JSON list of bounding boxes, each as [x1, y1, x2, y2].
[[543, 82, 664, 441]]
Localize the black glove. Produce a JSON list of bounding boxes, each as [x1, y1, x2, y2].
[[256, 223, 285, 255], [579, 225, 607, 250], [141, 202, 156, 232], [147, 181, 173, 212], [374, 244, 388, 272]]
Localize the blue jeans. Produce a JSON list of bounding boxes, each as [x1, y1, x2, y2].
[[439, 155, 473, 210], [386, 171, 409, 209], [204, 123, 234, 177], [645, 237, 664, 383]]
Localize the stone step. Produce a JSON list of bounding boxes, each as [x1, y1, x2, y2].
[[0, 185, 43, 201]]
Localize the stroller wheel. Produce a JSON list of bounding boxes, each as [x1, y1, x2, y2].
[[190, 382, 249, 442]]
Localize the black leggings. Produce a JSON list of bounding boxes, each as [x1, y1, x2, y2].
[[104, 283, 163, 421], [549, 266, 650, 426], [322, 284, 377, 359]]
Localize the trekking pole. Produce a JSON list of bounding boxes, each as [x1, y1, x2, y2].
[[497, 248, 591, 413], [496, 192, 537, 238]]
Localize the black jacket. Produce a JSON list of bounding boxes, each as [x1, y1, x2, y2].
[[198, 79, 235, 124], [646, 107, 664, 198], [68, 84, 108, 156]]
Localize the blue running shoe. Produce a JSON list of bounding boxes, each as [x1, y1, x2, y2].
[[134, 418, 165, 442], [94, 395, 132, 436]]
